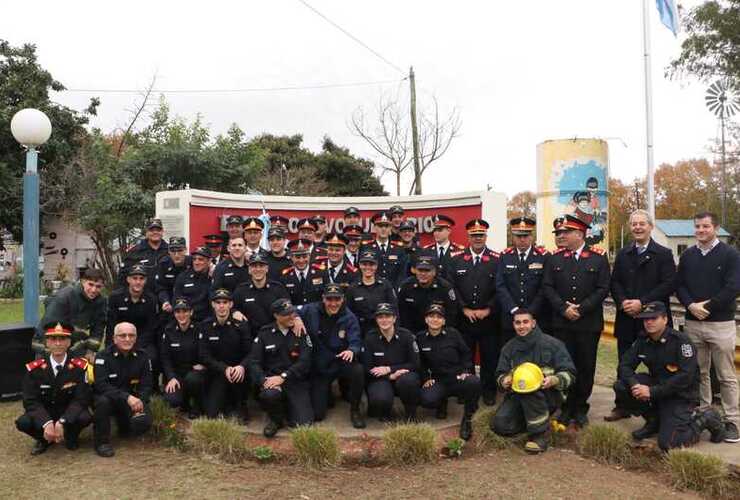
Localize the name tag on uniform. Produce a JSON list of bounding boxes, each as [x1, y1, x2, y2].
[[170, 343, 180, 347], [63, 382, 77, 389], [118, 307, 128, 311], [354, 297, 365, 301], [506, 264, 517, 269], [456, 269, 466, 274], [405, 298, 414, 303], [265, 344, 276, 350], [224, 272, 234, 277], [184, 283, 194, 288], [95, 359, 105, 365], [312, 278, 323, 285], [286, 283, 295, 288], [638, 354, 646, 359], [388, 255, 398, 261], [528, 263, 543, 270], [373, 352, 384, 356], [208, 336, 219, 341], [421, 347, 431, 352], [245, 298, 255, 302], [40, 384, 51, 389], [108, 374, 118, 378], [165, 274, 174, 278], [140, 259, 149, 264]]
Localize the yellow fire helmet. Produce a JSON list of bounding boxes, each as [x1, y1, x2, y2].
[[511, 362, 544, 394]]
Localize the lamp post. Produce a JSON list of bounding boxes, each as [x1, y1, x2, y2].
[[10, 108, 52, 325]]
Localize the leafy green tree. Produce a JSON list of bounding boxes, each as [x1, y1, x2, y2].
[[317, 137, 387, 196], [0, 39, 98, 242]]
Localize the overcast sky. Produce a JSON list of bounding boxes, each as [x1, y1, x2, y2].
[[2, 0, 719, 197]]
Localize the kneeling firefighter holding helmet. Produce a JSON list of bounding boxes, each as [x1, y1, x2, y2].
[[491, 308, 576, 453]]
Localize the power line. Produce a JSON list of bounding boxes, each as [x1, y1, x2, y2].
[[296, 0, 406, 76], [63, 78, 406, 94]]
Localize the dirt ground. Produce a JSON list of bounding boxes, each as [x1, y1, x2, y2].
[[0, 401, 702, 500]]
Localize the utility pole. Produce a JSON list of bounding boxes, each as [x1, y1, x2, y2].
[[720, 108, 727, 227], [409, 66, 422, 195]]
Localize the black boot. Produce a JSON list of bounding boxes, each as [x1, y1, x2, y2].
[[435, 400, 448, 420], [524, 431, 549, 454], [95, 443, 115, 457], [631, 416, 659, 440], [350, 406, 366, 429], [31, 439, 50, 456], [693, 408, 726, 443], [263, 419, 283, 438], [459, 415, 473, 441]]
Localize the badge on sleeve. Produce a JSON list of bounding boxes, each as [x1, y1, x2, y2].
[[412, 341, 419, 353], [681, 344, 693, 358], [305, 335, 313, 348], [448, 289, 456, 301]]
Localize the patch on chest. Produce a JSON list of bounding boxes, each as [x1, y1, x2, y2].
[[666, 363, 679, 373], [681, 344, 693, 358]]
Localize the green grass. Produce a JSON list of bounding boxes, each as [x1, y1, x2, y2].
[[595, 336, 619, 386], [382, 423, 438, 465], [578, 424, 632, 466], [291, 426, 341, 468], [665, 449, 733, 498], [189, 417, 249, 463], [0, 301, 26, 325]]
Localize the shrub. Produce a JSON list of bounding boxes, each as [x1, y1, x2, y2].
[[665, 449, 732, 498], [382, 423, 437, 465], [253, 445, 275, 463], [443, 437, 465, 458], [189, 418, 248, 463], [149, 396, 186, 449], [0, 272, 23, 299], [578, 424, 631, 465], [471, 406, 511, 451], [291, 426, 341, 468]]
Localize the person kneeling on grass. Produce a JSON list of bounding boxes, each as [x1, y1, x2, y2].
[[93, 322, 153, 457], [417, 303, 481, 440], [491, 309, 576, 454], [249, 298, 314, 438], [614, 301, 726, 451], [16, 321, 92, 455]]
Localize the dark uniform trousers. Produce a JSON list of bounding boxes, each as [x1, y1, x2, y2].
[[420, 375, 481, 415], [205, 375, 248, 419], [492, 389, 561, 437], [366, 372, 421, 417], [93, 395, 152, 444], [554, 329, 600, 417], [259, 379, 313, 426], [614, 374, 698, 451], [311, 362, 365, 421], [163, 369, 206, 412], [16, 411, 92, 443], [458, 317, 498, 395]]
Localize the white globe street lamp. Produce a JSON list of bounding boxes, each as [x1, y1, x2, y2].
[[10, 108, 52, 324]]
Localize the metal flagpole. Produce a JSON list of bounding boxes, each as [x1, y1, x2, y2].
[[642, 0, 657, 221]]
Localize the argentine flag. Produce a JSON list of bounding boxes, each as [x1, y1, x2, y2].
[[258, 208, 271, 250], [656, 0, 679, 36]]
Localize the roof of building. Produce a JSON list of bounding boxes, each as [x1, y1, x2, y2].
[[655, 219, 731, 238]]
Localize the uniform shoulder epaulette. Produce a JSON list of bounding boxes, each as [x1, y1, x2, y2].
[[534, 245, 550, 255], [26, 358, 47, 372], [451, 242, 465, 250], [282, 266, 294, 275], [450, 249, 465, 258], [70, 357, 88, 370], [502, 246, 515, 254], [553, 247, 568, 254], [589, 247, 606, 255], [422, 242, 435, 249], [489, 250, 501, 257], [345, 263, 357, 273], [311, 262, 326, 271]]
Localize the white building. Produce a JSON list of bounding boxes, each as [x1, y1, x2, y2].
[[653, 219, 732, 263]]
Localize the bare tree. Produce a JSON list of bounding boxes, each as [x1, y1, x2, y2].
[[350, 93, 460, 195], [253, 163, 330, 196], [350, 96, 412, 195]]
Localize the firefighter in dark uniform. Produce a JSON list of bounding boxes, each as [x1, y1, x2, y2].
[[198, 289, 252, 421], [423, 214, 465, 281], [173, 246, 213, 322], [212, 236, 250, 292], [232, 253, 291, 332], [16, 322, 92, 455], [542, 214, 610, 429], [388, 204, 405, 243], [342, 223, 363, 267], [398, 253, 459, 334], [417, 304, 481, 440], [35, 267, 106, 359], [281, 239, 324, 305], [363, 303, 421, 421], [397, 220, 420, 278], [269, 214, 289, 231], [218, 215, 244, 260], [496, 217, 550, 344], [606, 210, 676, 422], [249, 298, 314, 437], [298, 284, 366, 428], [160, 298, 206, 418], [362, 212, 408, 287], [614, 302, 727, 450], [242, 216, 266, 260], [492, 309, 576, 454], [93, 321, 153, 457], [343, 206, 371, 241], [312, 214, 328, 248], [265, 227, 292, 281], [450, 219, 500, 404], [106, 265, 159, 388], [297, 218, 328, 263], [155, 236, 191, 316], [118, 218, 169, 292], [320, 233, 359, 288], [345, 250, 398, 338]]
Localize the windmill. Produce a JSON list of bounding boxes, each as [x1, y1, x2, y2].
[[705, 80, 740, 226]]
